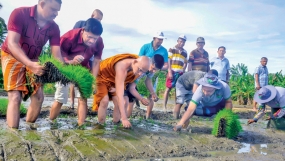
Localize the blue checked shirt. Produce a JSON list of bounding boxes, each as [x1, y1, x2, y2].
[[254, 65, 268, 88]]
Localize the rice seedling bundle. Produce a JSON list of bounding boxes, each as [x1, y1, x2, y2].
[[33, 54, 95, 99], [212, 109, 242, 139]]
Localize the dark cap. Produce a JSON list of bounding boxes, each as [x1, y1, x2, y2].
[[196, 37, 205, 43]]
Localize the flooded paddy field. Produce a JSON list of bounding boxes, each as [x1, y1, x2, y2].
[[0, 96, 285, 161]]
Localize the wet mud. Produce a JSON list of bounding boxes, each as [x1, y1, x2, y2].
[[0, 97, 284, 160]]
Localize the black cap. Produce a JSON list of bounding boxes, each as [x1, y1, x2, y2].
[[152, 54, 164, 69]]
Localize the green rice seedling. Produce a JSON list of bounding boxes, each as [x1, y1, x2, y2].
[[113, 125, 118, 130], [34, 54, 95, 99], [138, 116, 143, 122], [0, 98, 27, 116], [212, 109, 242, 139], [77, 123, 87, 130], [59, 114, 69, 118], [148, 119, 155, 126]]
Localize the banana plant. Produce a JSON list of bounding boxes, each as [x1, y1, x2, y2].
[[230, 63, 255, 105]]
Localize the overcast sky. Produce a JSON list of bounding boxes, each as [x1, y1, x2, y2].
[[1, 0, 285, 73]]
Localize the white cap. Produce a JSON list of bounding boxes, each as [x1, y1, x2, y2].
[[178, 34, 187, 41], [153, 31, 166, 39]]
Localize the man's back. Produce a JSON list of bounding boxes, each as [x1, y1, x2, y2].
[[73, 20, 86, 29], [177, 71, 206, 90]]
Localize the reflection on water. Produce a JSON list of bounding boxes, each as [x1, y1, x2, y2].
[[17, 117, 171, 134], [238, 143, 271, 155]]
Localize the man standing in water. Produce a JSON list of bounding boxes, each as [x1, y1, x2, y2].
[[49, 18, 103, 126], [70, 9, 104, 109], [163, 35, 188, 111], [252, 57, 269, 111], [93, 54, 151, 128], [1, 0, 64, 128], [138, 31, 169, 119]]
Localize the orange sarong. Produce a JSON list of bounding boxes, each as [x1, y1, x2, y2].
[[1, 50, 40, 99], [92, 54, 139, 111]]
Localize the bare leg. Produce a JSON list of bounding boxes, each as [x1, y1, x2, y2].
[[77, 98, 87, 126], [69, 84, 75, 108], [127, 102, 135, 118], [6, 90, 22, 128], [173, 103, 183, 119], [26, 86, 44, 123], [112, 96, 128, 123], [253, 100, 257, 111], [163, 87, 171, 111], [97, 95, 109, 124], [146, 98, 154, 119], [49, 101, 63, 120]]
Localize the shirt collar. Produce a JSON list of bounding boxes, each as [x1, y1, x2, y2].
[[30, 5, 37, 18], [195, 48, 205, 54], [151, 41, 161, 50], [259, 65, 267, 68], [174, 44, 186, 52], [216, 56, 225, 60], [30, 5, 53, 29]]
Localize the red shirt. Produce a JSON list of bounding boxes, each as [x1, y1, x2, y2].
[[1, 5, 60, 59], [60, 28, 104, 69]]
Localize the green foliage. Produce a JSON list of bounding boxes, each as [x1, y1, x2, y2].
[[229, 63, 285, 105], [0, 17, 7, 46], [268, 70, 285, 87], [43, 83, 56, 95], [38, 54, 95, 98], [229, 63, 255, 105], [136, 71, 174, 98], [0, 98, 27, 116], [212, 109, 242, 139]]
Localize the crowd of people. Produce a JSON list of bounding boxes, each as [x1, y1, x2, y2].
[[1, 0, 285, 131]]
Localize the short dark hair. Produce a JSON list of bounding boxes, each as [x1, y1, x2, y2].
[[84, 18, 103, 35], [261, 57, 268, 61], [208, 69, 218, 77], [152, 54, 164, 69], [218, 46, 226, 50], [42, 0, 62, 4]]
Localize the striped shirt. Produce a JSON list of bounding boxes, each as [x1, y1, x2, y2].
[[188, 49, 209, 72], [168, 45, 188, 72], [254, 65, 268, 88]]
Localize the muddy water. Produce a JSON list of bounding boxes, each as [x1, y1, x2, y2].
[[0, 97, 285, 160]]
